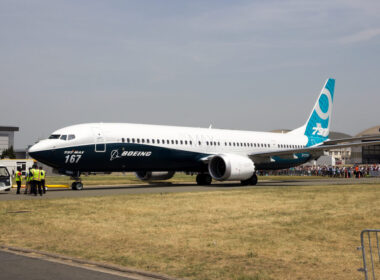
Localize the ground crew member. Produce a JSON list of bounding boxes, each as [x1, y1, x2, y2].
[[29, 166, 35, 195], [39, 166, 46, 194], [31, 165, 40, 196], [15, 168, 22, 194], [24, 168, 32, 194], [35, 165, 43, 196]]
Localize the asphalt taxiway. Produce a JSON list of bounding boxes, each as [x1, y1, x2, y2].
[[0, 177, 379, 201], [0, 249, 141, 280]]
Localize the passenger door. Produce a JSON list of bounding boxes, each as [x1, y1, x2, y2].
[[92, 126, 106, 152]]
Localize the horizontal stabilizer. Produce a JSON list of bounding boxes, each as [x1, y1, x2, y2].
[[322, 135, 380, 145]]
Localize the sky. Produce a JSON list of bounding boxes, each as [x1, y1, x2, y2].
[[1, 0, 379, 149]]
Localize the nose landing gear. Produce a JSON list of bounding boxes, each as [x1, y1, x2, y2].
[[70, 172, 83, 190], [71, 181, 83, 190]]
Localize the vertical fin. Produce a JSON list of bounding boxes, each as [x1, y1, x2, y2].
[[289, 78, 335, 146]]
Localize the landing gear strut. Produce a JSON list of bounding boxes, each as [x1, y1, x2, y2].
[[196, 174, 212, 185], [241, 173, 258, 186]]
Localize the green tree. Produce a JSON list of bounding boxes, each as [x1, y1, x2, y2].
[[1, 146, 16, 159]]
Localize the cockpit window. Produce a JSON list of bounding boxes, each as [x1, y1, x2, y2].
[[60, 135, 67, 140], [68, 134, 75, 140], [49, 134, 61, 139]]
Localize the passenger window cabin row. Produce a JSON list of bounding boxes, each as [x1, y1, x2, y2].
[[123, 138, 192, 145], [121, 137, 304, 149], [278, 144, 303, 149]]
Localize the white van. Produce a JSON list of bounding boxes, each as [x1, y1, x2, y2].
[[0, 165, 12, 191]]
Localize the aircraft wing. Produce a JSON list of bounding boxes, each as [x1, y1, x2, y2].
[[249, 140, 380, 159]]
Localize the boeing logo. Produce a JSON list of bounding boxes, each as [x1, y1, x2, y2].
[[110, 150, 152, 161]]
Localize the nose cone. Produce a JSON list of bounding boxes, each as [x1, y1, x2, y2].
[[28, 140, 56, 165], [28, 140, 48, 154], [28, 140, 61, 168], [28, 142, 44, 161], [28, 143, 41, 154]]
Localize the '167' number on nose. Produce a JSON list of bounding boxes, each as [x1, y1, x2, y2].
[[65, 155, 82, 164]]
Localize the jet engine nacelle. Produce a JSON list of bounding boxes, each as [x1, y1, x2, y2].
[[208, 154, 255, 181], [135, 171, 175, 181]]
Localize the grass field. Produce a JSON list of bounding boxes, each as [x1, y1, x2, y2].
[[1, 182, 380, 279]]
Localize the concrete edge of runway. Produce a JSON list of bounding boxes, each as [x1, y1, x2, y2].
[[0, 245, 180, 280]]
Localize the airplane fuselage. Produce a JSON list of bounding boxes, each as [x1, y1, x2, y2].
[[29, 122, 314, 175]]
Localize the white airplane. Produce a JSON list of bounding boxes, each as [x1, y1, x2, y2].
[[28, 79, 380, 189]]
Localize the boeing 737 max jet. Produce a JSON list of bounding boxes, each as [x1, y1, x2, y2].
[[28, 79, 380, 189]]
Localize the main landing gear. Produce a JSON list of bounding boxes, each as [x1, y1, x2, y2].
[[196, 174, 212, 185], [240, 173, 258, 186]]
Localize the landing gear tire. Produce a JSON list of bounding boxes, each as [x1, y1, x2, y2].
[[240, 179, 249, 186], [250, 173, 258, 185], [71, 182, 83, 190], [196, 174, 212, 185], [241, 173, 258, 186]]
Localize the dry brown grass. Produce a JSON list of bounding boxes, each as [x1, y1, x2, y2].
[[1, 182, 379, 279]]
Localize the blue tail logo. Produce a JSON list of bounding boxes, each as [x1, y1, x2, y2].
[[304, 78, 335, 146]]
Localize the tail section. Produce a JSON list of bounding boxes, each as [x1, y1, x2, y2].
[[290, 78, 335, 146]]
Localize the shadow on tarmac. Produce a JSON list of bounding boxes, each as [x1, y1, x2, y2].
[[48, 179, 322, 192], [49, 182, 249, 192]]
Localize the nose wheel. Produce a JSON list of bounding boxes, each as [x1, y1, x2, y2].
[[71, 182, 83, 190]]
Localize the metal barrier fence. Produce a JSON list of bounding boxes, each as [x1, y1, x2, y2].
[[262, 168, 380, 177], [358, 229, 380, 280], [369, 171, 380, 177]]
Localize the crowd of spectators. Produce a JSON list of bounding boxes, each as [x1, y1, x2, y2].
[[260, 164, 380, 178]]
